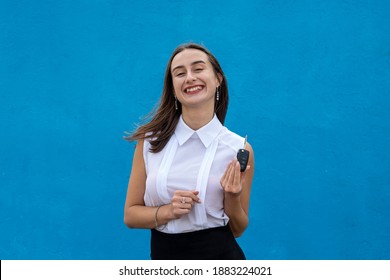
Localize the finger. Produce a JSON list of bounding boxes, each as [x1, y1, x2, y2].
[[172, 194, 183, 204], [174, 190, 200, 204], [241, 164, 251, 175], [189, 190, 201, 203], [220, 161, 233, 189], [221, 160, 233, 181], [175, 190, 198, 198], [174, 191, 195, 200], [180, 196, 196, 206], [172, 200, 192, 212], [239, 165, 251, 181], [179, 193, 200, 204], [173, 207, 191, 217], [179, 201, 193, 209], [227, 160, 236, 186], [233, 161, 241, 186]]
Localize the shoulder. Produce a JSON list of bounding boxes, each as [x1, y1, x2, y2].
[[245, 141, 254, 158], [246, 141, 254, 152], [132, 139, 146, 167]]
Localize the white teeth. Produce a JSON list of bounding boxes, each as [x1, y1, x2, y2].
[[186, 86, 202, 93]]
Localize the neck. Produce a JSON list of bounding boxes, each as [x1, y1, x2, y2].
[[181, 107, 214, 130]]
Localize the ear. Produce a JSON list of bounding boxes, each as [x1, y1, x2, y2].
[[217, 73, 223, 86]]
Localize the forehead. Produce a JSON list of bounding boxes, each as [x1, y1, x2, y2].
[[171, 49, 210, 70]]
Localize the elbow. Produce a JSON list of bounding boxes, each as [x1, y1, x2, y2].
[[124, 211, 136, 229], [230, 219, 249, 238], [232, 228, 245, 238], [124, 216, 132, 229]]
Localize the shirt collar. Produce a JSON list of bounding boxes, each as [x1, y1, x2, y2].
[[175, 114, 223, 148]]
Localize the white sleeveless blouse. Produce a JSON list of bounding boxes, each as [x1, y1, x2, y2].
[[143, 115, 245, 234]]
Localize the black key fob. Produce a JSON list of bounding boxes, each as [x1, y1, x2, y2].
[[237, 149, 250, 172]]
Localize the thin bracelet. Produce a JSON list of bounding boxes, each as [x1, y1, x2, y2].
[[154, 205, 163, 229]]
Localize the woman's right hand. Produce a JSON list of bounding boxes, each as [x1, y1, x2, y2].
[[171, 190, 201, 219]]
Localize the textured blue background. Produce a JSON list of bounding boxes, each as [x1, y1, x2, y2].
[[1, 0, 389, 259]]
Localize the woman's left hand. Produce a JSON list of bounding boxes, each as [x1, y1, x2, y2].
[[220, 159, 250, 196]]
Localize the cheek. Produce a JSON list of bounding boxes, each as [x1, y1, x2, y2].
[[206, 78, 218, 92], [204, 73, 219, 87], [172, 79, 182, 92]]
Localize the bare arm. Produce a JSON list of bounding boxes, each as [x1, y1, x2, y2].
[[220, 142, 254, 237], [124, 139, 173, 228]]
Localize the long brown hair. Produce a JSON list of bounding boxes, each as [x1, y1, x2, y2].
[[126, 43, 229, 153]]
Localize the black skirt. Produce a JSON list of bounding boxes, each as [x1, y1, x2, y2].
[[150, 224, 246, 260]]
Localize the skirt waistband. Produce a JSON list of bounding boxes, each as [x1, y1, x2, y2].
[[151, 224, 230, 239]]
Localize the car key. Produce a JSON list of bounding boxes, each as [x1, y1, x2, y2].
[[237, 135, 250, 172]]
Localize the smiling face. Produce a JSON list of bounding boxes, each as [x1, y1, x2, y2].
[[171, 48, 221, 112]]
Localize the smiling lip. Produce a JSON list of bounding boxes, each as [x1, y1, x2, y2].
[[184, 85, 204, 94]]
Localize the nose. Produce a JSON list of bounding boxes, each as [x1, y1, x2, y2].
[[185, 72, 197, 83]]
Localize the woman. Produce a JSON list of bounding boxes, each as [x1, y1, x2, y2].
[[124, 43, 254, 260]]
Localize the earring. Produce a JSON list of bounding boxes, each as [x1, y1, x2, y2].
[[174, 96, 178, 110], [216, 86, 220, 101]]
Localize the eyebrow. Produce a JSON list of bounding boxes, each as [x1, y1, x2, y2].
[[171, 60, 206, 73]]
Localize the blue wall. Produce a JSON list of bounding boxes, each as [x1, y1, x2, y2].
[[1, 0, 389, 259]]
